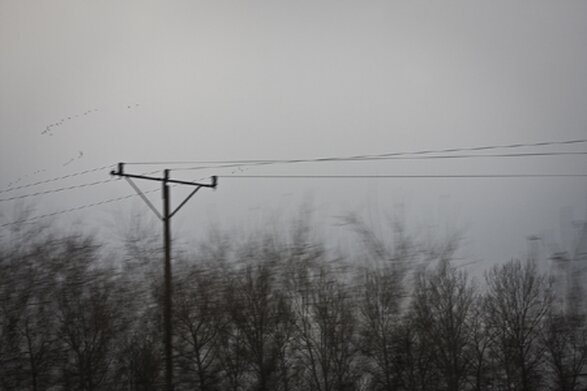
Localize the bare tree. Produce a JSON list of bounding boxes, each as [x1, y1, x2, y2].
[[173, 262, 223, 391], [0, 250, 32, 390], [542, 312, 587, 391], [294, 265, 359, 391], [121, 332, 162, 391], [216, 268, 248, 391], [484, 259, 551, 391], [468, 301, 494, 391], [357, 267, 404, 390], [113, 275, 162, 391], [393, 317, 437, 391], [18, 267, 60, 391], [410, 260, 476, 391], [0, 220, 60, 391], [226, 245, 296, 391], [51, 236, 122, 391]]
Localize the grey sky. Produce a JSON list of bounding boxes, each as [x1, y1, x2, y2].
[[1, 1, 587, 268]]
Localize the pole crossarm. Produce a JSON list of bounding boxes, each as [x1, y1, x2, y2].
[[110, 163, 217, 218], [111, 163, 217, 188], [114, 172, 217, 187]]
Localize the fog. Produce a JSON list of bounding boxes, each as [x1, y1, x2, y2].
[[1, 1, 587, 267]]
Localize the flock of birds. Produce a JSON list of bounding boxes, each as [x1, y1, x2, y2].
[[41, 108, 100, 136], [41, 103, 140, 165], [4, 104, 141, 188], [40, 104, 140, 137]]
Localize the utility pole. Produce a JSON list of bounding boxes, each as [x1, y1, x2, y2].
[[111, 163, 217, 391]]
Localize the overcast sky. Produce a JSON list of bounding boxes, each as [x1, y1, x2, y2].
[[1, 1, 587, 269]]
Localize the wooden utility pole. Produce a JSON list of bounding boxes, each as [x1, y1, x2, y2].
[[111, 163, 217, 391]]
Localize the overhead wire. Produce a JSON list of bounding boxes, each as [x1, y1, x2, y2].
[[0, 170, 165, 227], [3, 171, 585, 228], [0, 170, 200, 227], [121, 138, 587, 168], [0, 179, 116, 202], [2, 138, 586, 227], [0, 164, 115, 194], [334, 151, 587, 160], [166, 151, 587, 173], [0, 170, 161, 203], [222, 174, 587, 179], [0, 188, 160, 228]]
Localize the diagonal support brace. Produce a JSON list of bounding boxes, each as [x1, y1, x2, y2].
[[170, 186, 201, 218], [125, 177, 163, 220]]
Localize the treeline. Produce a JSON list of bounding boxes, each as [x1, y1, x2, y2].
[[1, 220, 586, 391]]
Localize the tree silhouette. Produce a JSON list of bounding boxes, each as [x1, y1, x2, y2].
[[484, 259, 551, 391]]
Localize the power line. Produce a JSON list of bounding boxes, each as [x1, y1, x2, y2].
[[345, 151, 587, 160], [1, 164, 115, 194], [168, 151, 587, 173], [0, 189, 159, 228], [0, 174, 211, 228], [122, 138, 587, 167], [5, 149, 581, 201], [0, 179, 116, 203], [2, 172, 584, 227], [177, 150, 587, 168], [222, 174, 587, 179], [0, 170, 162, 203]]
